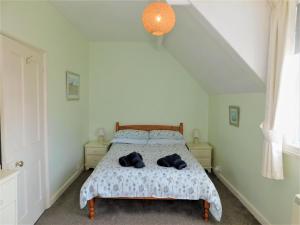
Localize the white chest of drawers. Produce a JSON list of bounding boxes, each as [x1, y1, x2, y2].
[[85, 141, 109, 170], [187, 142, 212, 172], [0, 170, 18, 225]]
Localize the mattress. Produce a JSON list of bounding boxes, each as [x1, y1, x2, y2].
[[80, 143, 222, 221]]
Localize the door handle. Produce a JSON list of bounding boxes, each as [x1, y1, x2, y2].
[[15, 160, 24, 167]]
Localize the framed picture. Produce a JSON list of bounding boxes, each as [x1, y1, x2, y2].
[[229, 106, 240, 127], [66, 71, 80, 100]]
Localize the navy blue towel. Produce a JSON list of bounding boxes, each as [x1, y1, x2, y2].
[[119, 152, 145, 168], [157, 153, 187, 170]]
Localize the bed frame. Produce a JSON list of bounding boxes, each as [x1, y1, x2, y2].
[[87, 122, 210, 221]]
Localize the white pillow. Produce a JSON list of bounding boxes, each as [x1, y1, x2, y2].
[[111, 138, 148, 145], [149, 130, 184, 140], [147, 139, 185, 145], [114, 129, 149, 140]]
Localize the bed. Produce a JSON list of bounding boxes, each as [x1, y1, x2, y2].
[[80, 122, 222, 222]]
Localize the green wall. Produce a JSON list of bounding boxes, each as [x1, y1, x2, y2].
[[1, 1, 90, 198], [89, 42, 208, 142], [209, 93, 300, 224]]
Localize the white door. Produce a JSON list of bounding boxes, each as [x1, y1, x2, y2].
[[0, 36, 47, 225]]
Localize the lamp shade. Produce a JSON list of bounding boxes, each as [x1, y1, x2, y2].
[[96, 128, 105, 137], [142, 2, 176, 36]]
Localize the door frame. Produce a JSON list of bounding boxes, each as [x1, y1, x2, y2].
[[0, 34, 51, 208]]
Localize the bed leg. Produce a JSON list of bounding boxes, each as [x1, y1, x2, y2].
[[203, 200, 210, 222], [88, 198, 95, 219]]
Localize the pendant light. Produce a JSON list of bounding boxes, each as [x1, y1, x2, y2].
[[142, 2, 176, 36]]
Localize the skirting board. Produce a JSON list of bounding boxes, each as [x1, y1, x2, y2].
[[49, 165, 84, 207], [215, 172, 271, 225]]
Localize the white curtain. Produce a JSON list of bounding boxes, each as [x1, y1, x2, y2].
[[261, 0, 297, 180]]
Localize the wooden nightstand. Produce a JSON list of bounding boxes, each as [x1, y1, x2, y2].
[[85, 141, 109, 170], [187, 142, 212, 172]]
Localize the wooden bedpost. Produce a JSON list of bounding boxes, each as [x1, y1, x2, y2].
[[88, 198, 95, 219], [116, 122, 120, 132], [203, 200, 210, 222], [179, 122, 183, 134]]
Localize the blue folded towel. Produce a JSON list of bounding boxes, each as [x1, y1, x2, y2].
[[119, 152, 145, 168], [157, 153, 187, 170]]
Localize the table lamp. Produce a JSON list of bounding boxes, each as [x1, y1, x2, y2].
[[96, 128, 105, 144], [192, 128, 200, 144]]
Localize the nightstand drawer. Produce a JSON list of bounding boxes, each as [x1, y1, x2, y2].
[[191, 150, 211, 159], [86, 154, 104, 162], [86, 155, 104, 165], [198, 158, 211, 168], [85, 159, 100, 167], [85, 140, 109, 170], [85, 147, 106, 155]]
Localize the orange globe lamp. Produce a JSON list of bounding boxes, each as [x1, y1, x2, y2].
[[142, 2, 176, 36]]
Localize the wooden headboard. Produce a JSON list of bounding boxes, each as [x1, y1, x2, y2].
[[115, 122, 184, 134]]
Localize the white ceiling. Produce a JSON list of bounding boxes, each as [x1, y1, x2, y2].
[[51, 0, 265, 94], [51, 0, 152, 41]]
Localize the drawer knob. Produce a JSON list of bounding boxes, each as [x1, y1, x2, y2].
[[15, 160, 24, 167]]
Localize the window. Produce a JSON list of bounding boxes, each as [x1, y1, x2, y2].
[[293, 57, 300, 148], [278, 52, 300, 150], [295, 3, 300, 148], [283, 2, 300, 153], [295, 3, 300, 53], [279, 2, 300, 154]]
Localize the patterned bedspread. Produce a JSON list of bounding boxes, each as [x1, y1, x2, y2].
[[80, 143, 222, 221]]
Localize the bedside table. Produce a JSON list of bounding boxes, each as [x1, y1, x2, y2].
[[85, 140, 109, 170], [187, 142, 212, 172]]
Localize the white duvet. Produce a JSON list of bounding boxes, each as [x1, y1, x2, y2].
[[80, 143, 222, 221]]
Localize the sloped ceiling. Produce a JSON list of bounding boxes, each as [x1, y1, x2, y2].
[[164, 5, 265, 93], [50, 1, 151, 41], [51, 0, 265, 94]]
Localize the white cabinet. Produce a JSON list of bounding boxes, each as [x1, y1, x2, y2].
[[85, 141, 109, 170], [187, 142, 212, 172], [0, 170, 18, 225]]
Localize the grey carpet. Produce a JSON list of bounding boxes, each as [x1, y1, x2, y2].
[[36, 171, 260, 225]]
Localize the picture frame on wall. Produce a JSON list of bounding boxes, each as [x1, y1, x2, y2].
[[66, 71, 80, 100], [229, 106, 240, 127]]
